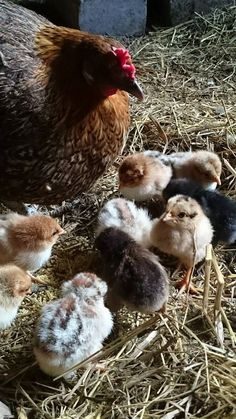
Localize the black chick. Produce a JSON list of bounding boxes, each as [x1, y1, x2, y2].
[[95, 227, 169, 313], [163, 178, 236, 245]]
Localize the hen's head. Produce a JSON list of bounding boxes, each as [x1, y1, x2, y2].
[[80, 40, 144, 100], [36, 27, 144, 100]]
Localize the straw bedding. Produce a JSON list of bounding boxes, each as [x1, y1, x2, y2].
[[0, 6, 236, 419]]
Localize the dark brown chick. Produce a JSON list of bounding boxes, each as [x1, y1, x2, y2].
[[0, 0, 143, 208], [95, 227, 169, 313]]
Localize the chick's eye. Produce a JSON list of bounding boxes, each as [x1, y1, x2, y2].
[[178, 212, 186, 218], [52, 230, 58, 236]]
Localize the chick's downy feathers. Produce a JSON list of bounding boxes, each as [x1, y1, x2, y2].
[[96, 197, 153, 248], [0, 264, 31, 329], [119, 153, 172, 201], [151, 195, 213, 268], [95, 227, 169, 313], [0, 213, 64, 271], [34, 272, 113, 377], [163, 178, 236, 245]]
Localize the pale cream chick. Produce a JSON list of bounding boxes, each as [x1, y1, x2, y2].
[[162, 150, 222, 191], [118, 153, 172, 201], [150, 195, 213, 292], [0, 265, 31, 329], [144, 150, 221, 190], [0, 213, 65, 272]]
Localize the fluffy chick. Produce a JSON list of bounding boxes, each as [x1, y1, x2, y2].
[[96, 197, 153, 248], [146, 150, 221, 190], [173, 151, 222, 190], [150, 195, 213, 293], [0, 265, 31, 329], [118, 152, 172, 201], [0, 213, 65, 272], [95, 227, 169, 313], [163, 178, 236, 245], [34, 272, 113, 378]]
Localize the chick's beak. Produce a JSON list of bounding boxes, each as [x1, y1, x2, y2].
[[59, 229, 66, 235], [125, 79, 144, 101], [163, 212, 172, 222], [214, 175, 221, 185]]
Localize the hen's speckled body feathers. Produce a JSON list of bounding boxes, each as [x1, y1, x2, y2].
[[0, 0, 134, 204]]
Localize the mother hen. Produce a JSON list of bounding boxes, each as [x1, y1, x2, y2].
[[0, 0, 143, 209]]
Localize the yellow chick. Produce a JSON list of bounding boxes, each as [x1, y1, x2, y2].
[[150, 195, 213, 293]]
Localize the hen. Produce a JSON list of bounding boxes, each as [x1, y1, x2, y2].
[[0, 0, 143, 208]]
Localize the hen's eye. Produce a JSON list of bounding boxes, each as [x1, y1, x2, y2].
[[52, 230, 58, 236], [178, 212, 186, 218]]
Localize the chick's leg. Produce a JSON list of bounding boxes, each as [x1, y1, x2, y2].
[[176, 267, 200, 295]]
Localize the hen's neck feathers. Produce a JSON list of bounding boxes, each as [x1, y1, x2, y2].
[[35, 26, 124, 118]]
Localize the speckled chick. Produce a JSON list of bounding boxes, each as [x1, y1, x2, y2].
[[96, 197, 153, 248], [0, 265, 31, 329], [144, 150, 221, 191], [150, 195, 213, 292], [34, 272, 113, 378], [95, 227, 169, 313], [163, 178, 236, 245], [118, 152, 172, 201], [0, 213, 65, 272]]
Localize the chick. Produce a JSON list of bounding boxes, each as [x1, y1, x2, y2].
[[95, 227, 169, 313], [150, 195, 213, 293], [96, 197, 153, 248], [145, 150, 221, 191], [173, 151, 221, 190], [163, 178, 236, 245], [0, 213, 65, 272], [34, 272, 113, 378], [0, 265, 31, 329], [118, 152, 172, 201]]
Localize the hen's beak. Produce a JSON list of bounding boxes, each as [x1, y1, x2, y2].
[[126, 79, 144, 101], [59, 229, 66, 235]]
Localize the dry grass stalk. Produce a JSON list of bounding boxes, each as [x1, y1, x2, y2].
[[212, 251, 225, 346], [204, 244, 213, 313]]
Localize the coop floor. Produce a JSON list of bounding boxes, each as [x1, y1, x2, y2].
[[0, 6, 236, 419]]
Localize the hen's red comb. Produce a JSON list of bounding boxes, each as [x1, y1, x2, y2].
[[112, 47, 136, 80]]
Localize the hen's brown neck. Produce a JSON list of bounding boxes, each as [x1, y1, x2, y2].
[[35, 26, 112, 119]]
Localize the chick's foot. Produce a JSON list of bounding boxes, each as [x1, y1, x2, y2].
[[176, 269, 202, 295]]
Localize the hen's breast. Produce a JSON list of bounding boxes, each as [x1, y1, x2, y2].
[[0, 85, 130, 203]]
